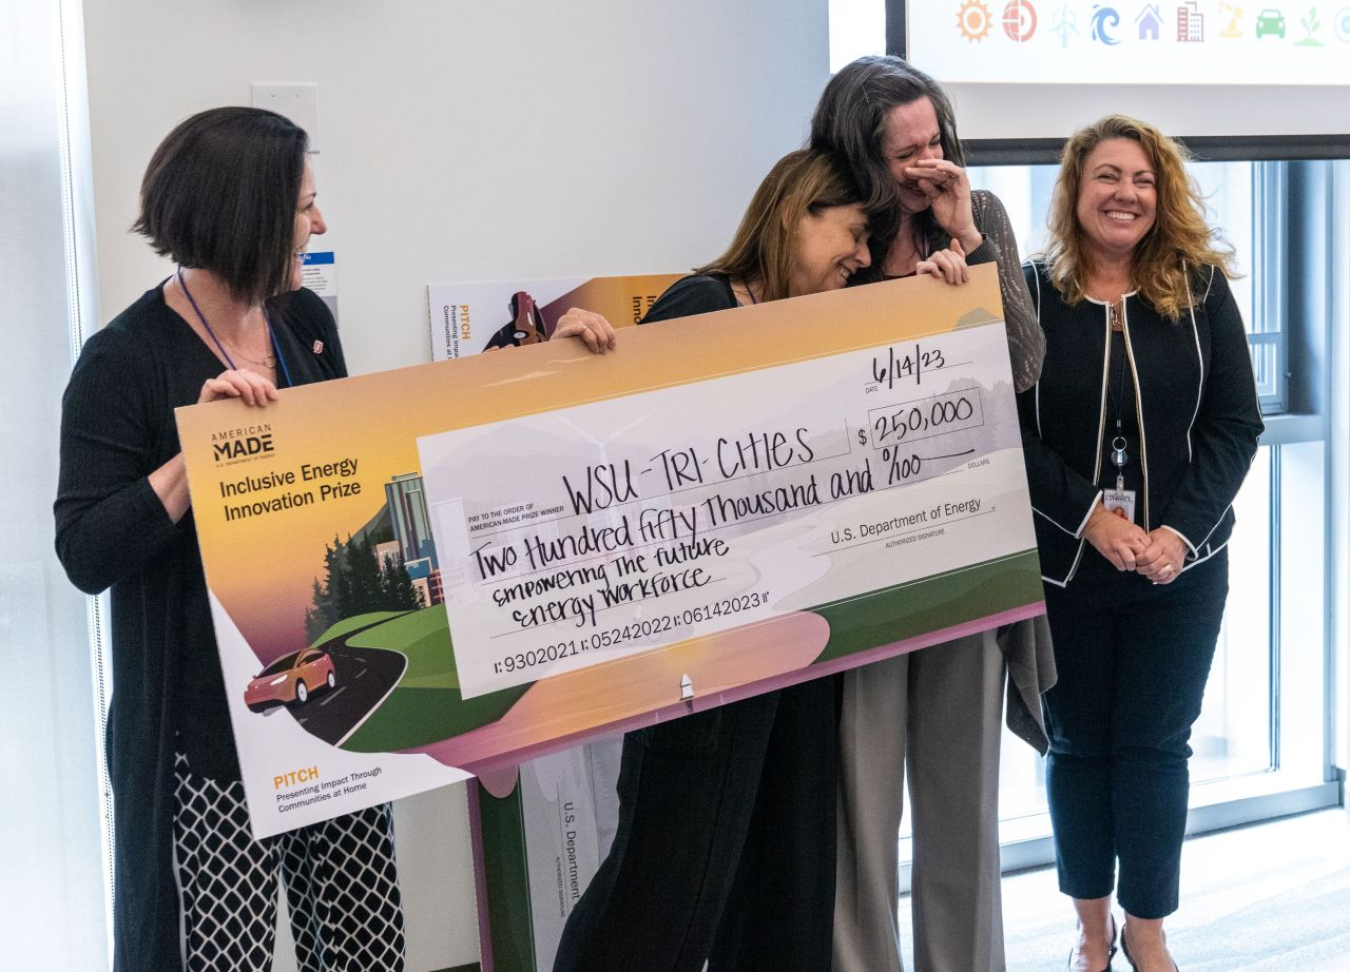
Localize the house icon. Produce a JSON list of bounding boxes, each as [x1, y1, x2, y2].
[[1137, 3, 1164, 38]]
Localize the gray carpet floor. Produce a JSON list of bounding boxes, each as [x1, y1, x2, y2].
[[898, 809, 1350, 971]]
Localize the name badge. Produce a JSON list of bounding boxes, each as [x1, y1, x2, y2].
[[1105, 488, 1137, 524]]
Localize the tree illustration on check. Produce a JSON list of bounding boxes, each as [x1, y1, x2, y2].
[[305, 533, 423, 643]]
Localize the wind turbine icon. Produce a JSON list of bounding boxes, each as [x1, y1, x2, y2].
[[1051, 2, 1079, 46]]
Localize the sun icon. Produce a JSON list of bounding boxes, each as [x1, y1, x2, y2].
[[957, 0, 994, 41]]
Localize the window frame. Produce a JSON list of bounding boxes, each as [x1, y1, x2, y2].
[[890, 154, 1345, 889]]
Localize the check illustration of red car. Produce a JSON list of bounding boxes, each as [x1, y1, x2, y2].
[[245, 648, 337, 711]]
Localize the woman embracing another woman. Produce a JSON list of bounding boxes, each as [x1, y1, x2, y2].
[[552, 148, 871, 972], [810, 54, 1053, 972]]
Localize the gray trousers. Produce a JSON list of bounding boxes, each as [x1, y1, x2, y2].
[[832, 631, 1007, 972]]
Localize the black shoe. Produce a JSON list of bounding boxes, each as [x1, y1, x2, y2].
[[1120, 923, 1178, 972], [1120, 923, 1138, 971]]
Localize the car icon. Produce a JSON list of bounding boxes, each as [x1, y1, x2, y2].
[[245, 648, 337, 711], [484, 290, 548, 350], [1255, 9, 1285, 37]]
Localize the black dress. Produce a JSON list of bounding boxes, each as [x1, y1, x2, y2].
[[552, 275, 838, 972]]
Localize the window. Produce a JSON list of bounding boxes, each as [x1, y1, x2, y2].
[[1, 0, 111, 968], [829, 0, 885, 73], [894, 158, 1344, 881]]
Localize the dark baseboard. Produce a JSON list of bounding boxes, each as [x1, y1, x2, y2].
[[967, 134, 1350, 167]]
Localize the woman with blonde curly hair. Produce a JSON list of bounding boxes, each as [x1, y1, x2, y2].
[[1019, 115, 1263, 971]]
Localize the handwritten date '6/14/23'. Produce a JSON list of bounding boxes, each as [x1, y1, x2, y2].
[[871, 342, 946, 390]]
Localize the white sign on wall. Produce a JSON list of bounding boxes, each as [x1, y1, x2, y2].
[[905, 1, 1350, 85]]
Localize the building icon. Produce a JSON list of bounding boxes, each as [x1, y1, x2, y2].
[[373, 540, 401, 570], [1177, 1, 1204, 40], [385, 473, 438, 568], [403, 557, 444, 607], [1137, 3, 1164, 38]]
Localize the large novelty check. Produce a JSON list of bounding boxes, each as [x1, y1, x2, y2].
[[177, 265, 1043, 838]]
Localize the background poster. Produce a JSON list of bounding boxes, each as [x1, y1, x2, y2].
[[474, 740, 622, 972], [427, 274, 682, 359], [177, 267, 1043, 846], [431, 277, 633, 972], [908, 1, 1350, 86], [301, 251, 339, 324]]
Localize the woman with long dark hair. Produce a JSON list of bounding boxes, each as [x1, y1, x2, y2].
[[810, 55, 1053, 972]]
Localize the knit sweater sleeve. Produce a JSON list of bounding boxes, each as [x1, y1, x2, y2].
[[54, 326, 180, 594], [970, 191, 1045, 393]]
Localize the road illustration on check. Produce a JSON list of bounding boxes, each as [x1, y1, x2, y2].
[[248, 614, 410, 746], [247, 604, 531, 756]]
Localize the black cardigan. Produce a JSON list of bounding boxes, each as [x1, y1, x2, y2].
[[1018, 261, 1264, 586], [55, 285, 345, 972]]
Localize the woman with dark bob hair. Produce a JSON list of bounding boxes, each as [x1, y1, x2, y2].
[[551, 149, 874, 972], [56, 107, 406, 972], [1021, 115, 1261, 972], [809, 55, 1054, 972]]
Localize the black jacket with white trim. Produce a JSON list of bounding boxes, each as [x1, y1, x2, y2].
[[1017, 260, 1264, 587]]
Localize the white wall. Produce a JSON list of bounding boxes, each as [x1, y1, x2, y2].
[[81, 1, 830, 967], [84, 0, 830, 376], [2, 1, 110, 968]]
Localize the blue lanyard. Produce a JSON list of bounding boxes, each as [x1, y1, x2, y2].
[[176, 267, 294, 388], [268, 310, 294, 388]]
